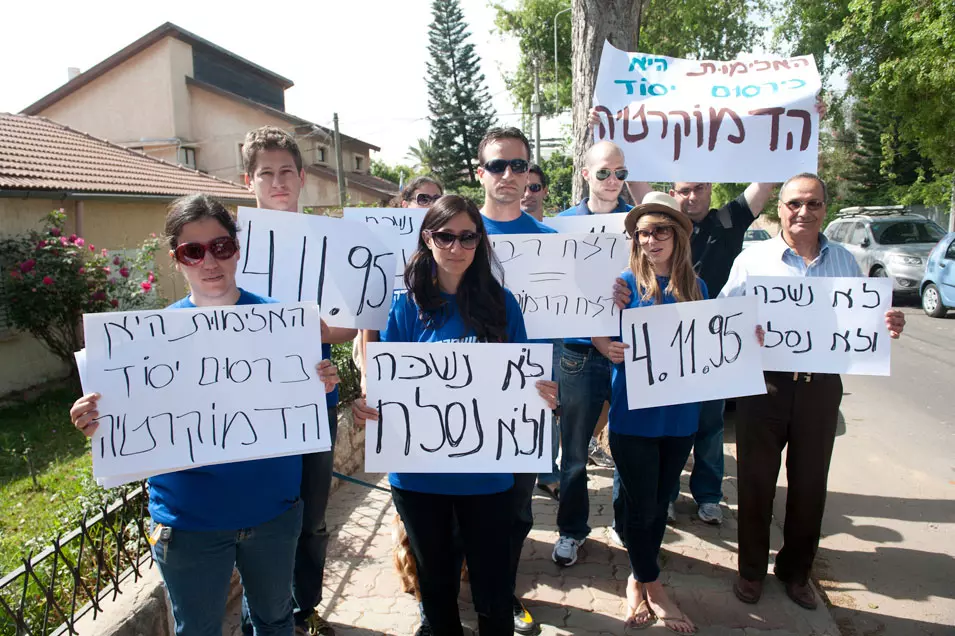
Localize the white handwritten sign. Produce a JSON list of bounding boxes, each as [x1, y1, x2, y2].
[[749, 276, 892, 375], [593, 41, 822, 182], [342, 208, 426, 290], [236, 207, 397, 330], [82, 302, 331, 487], [543, 214, 628, 236], [491, 233, 628, 339], [621, 296, 766, 408], [365, 342, 553, 473]]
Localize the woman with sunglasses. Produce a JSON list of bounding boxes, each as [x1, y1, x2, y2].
[[592, 193, 704, 634], [69, 194, 340, 636], [395, 175, 444, 208], [353, 195, 558, 636]]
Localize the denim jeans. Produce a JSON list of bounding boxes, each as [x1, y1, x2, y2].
[[556, 343, 612, 540], [610, 432, 694, 583], [392, 486, 515, 636], [669, 399, 725, 505], [242, 408, 338, 634], [152, 500, 303, 636], [537, 343, 562, 486]]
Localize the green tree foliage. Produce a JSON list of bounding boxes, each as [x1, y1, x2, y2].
[[427, 0, 497, 187], [407, 138, 438, 173], [540, 148, 574, 213], [370, 159, 417, 188]]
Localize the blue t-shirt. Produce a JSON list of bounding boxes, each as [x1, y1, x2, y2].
[[608, 271, 708, 438], [381, 289, 528, 495], [483, 211, 558, 236], [150, 289, 302, 530], [558, 197, 633, 345]]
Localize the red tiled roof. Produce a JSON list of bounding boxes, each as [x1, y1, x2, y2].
[[0, 113, 255, 202]]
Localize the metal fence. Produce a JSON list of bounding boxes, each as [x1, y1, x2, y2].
[[0, 484, 152, 636]]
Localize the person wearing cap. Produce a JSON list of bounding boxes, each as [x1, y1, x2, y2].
[[591, 192, 707, 634]]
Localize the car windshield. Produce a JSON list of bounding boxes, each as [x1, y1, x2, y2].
[[745, 229, 770, 241], [870, 220, 946, 245]]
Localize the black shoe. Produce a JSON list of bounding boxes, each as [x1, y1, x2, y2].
[[414, 623, 433, 636], [513, 597, 539, 635], [536, 481, 559, 500]]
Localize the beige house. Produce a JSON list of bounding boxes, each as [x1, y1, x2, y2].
[[0, 112, 256, 396], [21, 22, 398, 211]]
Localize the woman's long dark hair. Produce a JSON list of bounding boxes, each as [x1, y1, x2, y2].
[[405, 195, 509, 342]]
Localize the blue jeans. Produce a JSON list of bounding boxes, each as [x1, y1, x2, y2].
[[538, 343, 562, 486], [152, 500, 303, 636], [556, 343, 612, 540], [669, 399, 725, 505]]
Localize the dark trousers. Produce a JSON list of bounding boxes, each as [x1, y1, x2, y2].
[[736, 372, 842, 585], [392, 486, 515, 636], [510, 473, 536, 595], [610, 431, 695, 583]]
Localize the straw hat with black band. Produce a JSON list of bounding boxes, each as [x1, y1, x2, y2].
[[624, 191, 693, 238]]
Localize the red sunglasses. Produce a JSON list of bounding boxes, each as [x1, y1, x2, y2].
[[173, 236, 239, 266]]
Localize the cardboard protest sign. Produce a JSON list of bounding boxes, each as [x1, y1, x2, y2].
[[749, 276, 892, 375], [543, 214, 629, 236], [365, 342, 553, 473], [593, 41, 822, 182], [236, 207, 397, 330], [621, 296, 766, 409], [81, 302, 331, 487], [342, 208, 426, 290], [491, 233, 628, 339]]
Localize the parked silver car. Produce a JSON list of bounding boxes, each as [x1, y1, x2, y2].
[[824, 207, 947, 295]]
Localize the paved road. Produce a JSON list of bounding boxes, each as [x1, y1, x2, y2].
[[808, 303, 955, 635]]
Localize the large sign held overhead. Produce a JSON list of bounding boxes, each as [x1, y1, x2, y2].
[[491, 233, 628, 339], [236, 207, 397, 330], [342, 208, 426, 290], [81, 302, 331, 487], [593, 41, 821, 182], [365, 342, 553, 473], [749, 276, 892, 375]]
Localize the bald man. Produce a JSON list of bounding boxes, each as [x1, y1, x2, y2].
[[550, 141, 632, 568]]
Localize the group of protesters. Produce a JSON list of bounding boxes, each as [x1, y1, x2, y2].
[[69, 120, 906, 636]]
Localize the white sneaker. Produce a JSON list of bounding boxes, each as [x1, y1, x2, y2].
[[698, 502, 723, 525], [552, 535, 585, 566], [667, 502, 677, 523]]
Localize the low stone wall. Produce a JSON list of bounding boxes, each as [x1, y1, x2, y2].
[[74, 407, 364, 636]]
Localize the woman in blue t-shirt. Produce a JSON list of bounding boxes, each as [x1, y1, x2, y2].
[[592, 193, 704, 634], [69, 194, 340, 636], [352, 195, 558, 636]]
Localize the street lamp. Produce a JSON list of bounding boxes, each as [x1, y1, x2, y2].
[[553, 6, 571, 112]]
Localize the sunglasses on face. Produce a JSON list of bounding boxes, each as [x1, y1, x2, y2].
[[525, 183, 543, 193], [595, 168, 629, 181], [414, 193, 442, 206], [174, 236, 239, 266], [783, 199, 825, 212], [675, 184, 708, 197], [635, 225, 675, 242], [424, 230, 482, 250], [483, 158, 529, 174]]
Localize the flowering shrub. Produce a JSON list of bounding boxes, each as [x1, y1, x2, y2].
[[0, 209, 163, 370]]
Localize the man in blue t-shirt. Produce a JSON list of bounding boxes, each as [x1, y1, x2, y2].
[[240, 126, 357, 636]]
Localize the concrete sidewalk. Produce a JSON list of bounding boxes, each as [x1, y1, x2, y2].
[[227, 440, 842, 635]]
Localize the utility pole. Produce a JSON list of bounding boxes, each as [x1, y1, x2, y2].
[[532, 62, 542, 166], [333, 112, 347, 206]]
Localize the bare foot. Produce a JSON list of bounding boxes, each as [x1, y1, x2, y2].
[[644, 580, 696, 633], [625, 575, 655, 629]]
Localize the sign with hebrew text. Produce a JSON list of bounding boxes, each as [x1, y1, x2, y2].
[[343, 208, 426, 290], [593, 41, 821, 182], [543, 214, 628, 236], [236, 207, 397, 329], [365, 342, 553, 473], [749, 276, 892, 375], [81, 303, 331, 487], [621, 296, 766, 408]]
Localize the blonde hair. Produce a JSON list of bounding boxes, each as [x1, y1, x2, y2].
[[629, 212, 703, 304]]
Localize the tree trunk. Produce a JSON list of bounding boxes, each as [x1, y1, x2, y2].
[[571, 0, 645, 202]]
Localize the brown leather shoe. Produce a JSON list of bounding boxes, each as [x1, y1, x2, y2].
[[733, 576, 763, 604], [782, 580, 818, 610]]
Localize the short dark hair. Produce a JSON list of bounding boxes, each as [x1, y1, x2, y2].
[[477, 127, 531, 164], [164, 194, 238, 249], [528, 163, 548, 188], [242, 126, 303, 177], [780, 172, 828, 203], [400, 175, 445, 203]]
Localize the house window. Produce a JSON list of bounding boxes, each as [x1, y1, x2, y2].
[[317, 147, 326, 163], [178, 147, 197, 168], [355, 156, 363, 171]]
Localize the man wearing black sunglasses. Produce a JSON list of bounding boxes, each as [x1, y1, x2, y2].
[[521, 164, 550, 222]]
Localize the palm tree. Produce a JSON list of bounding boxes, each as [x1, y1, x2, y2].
[[406, 138, 436, 173]]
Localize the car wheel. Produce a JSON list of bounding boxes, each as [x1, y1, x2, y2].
[[922, 283, 947, 318]]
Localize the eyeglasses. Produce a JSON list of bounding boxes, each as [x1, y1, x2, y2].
[[173, 236, 239, 266], [414, 193, 442, 206], [483, 159, 529, 174], [595, 168, 629, 181], [424, 230, 482, 250], [525, 183, 543, 193], [635, 225, 675, 242], [674, 184, 708, 197], [783, 199, 825, 212]]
